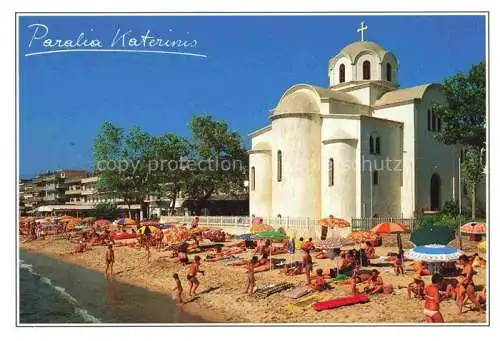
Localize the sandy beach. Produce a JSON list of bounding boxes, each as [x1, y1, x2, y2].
[[20, 235, 487, 324]]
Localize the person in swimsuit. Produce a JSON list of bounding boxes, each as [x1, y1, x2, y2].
[[394, 251, 405, 276], [246, 256, 258, 295], [303, 249, 313, 284], [187, 255, 205, 296], [408, 273, 425, 299], [105, 243, 115, 279], [367, 269, 384, 294], [457, 255, 483, 315], [172, 273, 183, 305], [313, 269, 327, 291], [424, 273, 444, 323]]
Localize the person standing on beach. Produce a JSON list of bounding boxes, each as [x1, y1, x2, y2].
[[246, 256, 258, 295], [424, 273, 444, 323], [187, 255, 205, 296], [105, 243, 115, 279], [303, 249, 313, 285], [172, 273, 183, 305]]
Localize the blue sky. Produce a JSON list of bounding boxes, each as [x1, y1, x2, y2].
[[19, 15, 486, 178]]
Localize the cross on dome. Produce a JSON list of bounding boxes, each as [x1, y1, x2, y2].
[[357, 21, 368, 41]]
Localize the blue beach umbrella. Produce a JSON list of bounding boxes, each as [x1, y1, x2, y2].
[[404, 244, 463, 263]]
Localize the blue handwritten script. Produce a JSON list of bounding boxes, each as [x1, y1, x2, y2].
[[25, 23, 206, 58]]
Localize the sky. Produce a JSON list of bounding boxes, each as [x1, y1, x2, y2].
[[19, 15, 486, 179]]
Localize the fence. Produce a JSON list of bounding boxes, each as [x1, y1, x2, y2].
[[351, 217, 418, 232], [160, 215, 418, 237]]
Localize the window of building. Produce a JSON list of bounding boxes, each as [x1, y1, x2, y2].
[[386, 63, 392, 81], [373, 170, 379, 185], [277, 150, 282, 182], [339, 64, 346, 83], [431, 109, 437, 132], [251, 166, 255, 191], [375, 137, 381, 155], [328, 158, 334, 186], [369, 136, 374, 154], [427, 109, 431, 131], [362, 61, 371, 80]]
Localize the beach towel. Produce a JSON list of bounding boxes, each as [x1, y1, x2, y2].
[[284, 285, 312, 299], [254, 282, 294, 299], [312, 295, 370, 311]]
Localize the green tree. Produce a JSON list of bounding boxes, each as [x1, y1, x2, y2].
[[432, 61, 486, 219], [184, 114, 249, 213], [89, 202, 118, 220], [150, 133, 192, 214], [93, 122, 156, 218]]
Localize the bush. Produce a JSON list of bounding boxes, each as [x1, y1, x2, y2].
[[417, 213, 458, 230], [440, 200, 459, 217]]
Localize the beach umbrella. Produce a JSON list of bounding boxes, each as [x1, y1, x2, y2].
[[137, 225, 158, 235], [347, 231, 378, 244], [320, 216, 351, 228], [250, 223, 273, 233], [35, 218, 49, 224], [82, 217, 96, 223], [59, 216, 75, 223], [164, 226, 190, 245], [404, 244, 463, 264], [94, 219, 111, 227], [459, 222, 486, 235], [116, 218, 137, 226], [371, 222, 409, 252], [313, 238, 343, 250], [256, 230, 288, 267], [410, 225, 455, 246]]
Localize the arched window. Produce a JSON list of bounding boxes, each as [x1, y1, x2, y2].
[[362, 61, 371, 80], [427, 109, 431, 131], [369, 136, 374, 154], [432, 109, 437, 132], [277, 150, 282, 182], [339, 64, 346, 83], [386, 63, 392, 82], [328, 158, 334, 186], [375, 137, 381, 155], [250, 166, 255, 191], [373, 170, 379, 185]]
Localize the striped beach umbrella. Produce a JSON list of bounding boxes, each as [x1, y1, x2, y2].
[[460, 222, 486, 235], [404, 244, 463, 263]]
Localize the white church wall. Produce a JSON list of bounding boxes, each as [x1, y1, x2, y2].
[[249, 151, 272, 217], [355, 53, 380, 81], [372, 103, 415, 216], [343, 87, 371, 106], [329, 56, 353, 86], [321, 139, 357, 219], [359, 117, 403, 217], [271, 114, 322, 218], [251, 128, 273, 148], [414, 89, 458, 213]]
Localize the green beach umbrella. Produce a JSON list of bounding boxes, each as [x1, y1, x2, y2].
[[257, 230, 287, 239], [410, 225, 455, 246]]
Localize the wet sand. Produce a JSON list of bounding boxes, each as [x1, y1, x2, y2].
[[20, 235, 487, 324]]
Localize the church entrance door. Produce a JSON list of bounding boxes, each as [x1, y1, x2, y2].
[[430, 173, 441, 211]]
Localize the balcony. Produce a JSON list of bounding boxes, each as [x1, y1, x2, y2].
[[81, 189, 98, 195], [65, 189, 82, 195], [66, 200, 85, 205]]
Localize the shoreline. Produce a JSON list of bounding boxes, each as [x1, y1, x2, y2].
[[19, 244, 225, 324], [19, 236, 487, 324]]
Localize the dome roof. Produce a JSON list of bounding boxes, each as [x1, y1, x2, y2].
[[275, 89, 320, 114], [340, 40, 389, 61]]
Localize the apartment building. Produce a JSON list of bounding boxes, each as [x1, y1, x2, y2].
[[31, 170, 89, 205]]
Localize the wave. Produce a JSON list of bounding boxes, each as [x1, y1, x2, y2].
[[20, 258, 102, 323], [74, 308, 102, 323]]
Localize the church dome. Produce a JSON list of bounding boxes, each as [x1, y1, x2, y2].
[[274, 88, 321, 115], [339, 40, 390, 62]]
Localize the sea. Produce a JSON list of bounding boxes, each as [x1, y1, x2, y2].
[[19, 249, 206, 324]]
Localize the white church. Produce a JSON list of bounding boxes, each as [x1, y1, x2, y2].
[[248, 22, 465, 220]]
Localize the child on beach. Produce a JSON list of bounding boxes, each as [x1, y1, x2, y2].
[[187, 255, 205, 296], [172, 273, 183, 305], [246, 256, 258, 295], [408, 274, 425, 299], [105, 243, 115, 279], [303, 249, 313, 285], [394, 251, 405, 276], [312, 269, 327, 291]]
